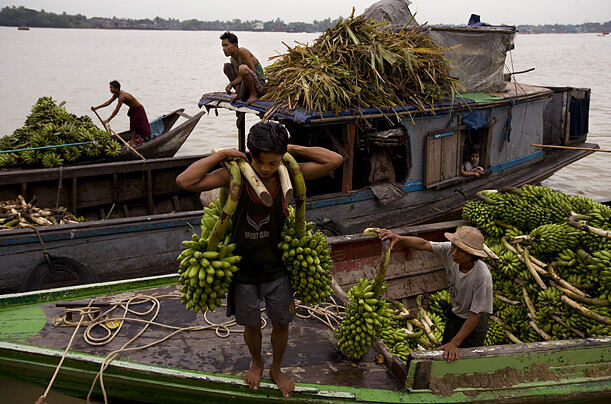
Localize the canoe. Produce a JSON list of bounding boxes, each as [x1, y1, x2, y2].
[[112, 108, 205, 160], [0, 220, 609, 403]]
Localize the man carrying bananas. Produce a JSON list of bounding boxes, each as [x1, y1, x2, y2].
[[379, 226, 493, 362], [176, 121, 342, 398]]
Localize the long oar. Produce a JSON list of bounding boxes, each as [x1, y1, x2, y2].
[[530, 144, 610, 153], [92, 109, 145, 160]]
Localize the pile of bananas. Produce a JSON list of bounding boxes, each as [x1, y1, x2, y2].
[[484, 320, 509, 346], [0, 97, 121, 168], [278, 207, 333, 305], [177, 232, 241, 312], [335, 278, 394, 359], [460, 185, 611, 344]]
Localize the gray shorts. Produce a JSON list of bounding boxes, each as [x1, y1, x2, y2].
[[234, 276, 295, 326]]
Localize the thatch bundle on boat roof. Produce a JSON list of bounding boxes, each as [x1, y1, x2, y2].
[[261, 11, 458, 114]]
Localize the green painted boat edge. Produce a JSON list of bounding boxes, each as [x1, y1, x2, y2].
[[0, 274, 180, 309], [1, 338, 611, 403]]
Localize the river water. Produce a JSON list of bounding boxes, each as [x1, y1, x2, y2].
[[0, 27, 610, 402]]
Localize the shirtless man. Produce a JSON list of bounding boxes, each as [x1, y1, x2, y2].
[[220, 32, 266, 104], [91, 81, 151, 146]]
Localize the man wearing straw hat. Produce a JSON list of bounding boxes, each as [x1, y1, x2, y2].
[[379, 226, 493, 362]]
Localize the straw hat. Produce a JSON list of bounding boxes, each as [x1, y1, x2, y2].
[[444, 226, 487, 258]]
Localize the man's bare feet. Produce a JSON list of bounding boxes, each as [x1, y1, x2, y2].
[[270, 365, 294, 398], [244, 360, 264, 391], [246, 95, 258, 105]]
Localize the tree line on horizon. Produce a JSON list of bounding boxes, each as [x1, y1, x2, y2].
[[1, 6, 610, 33], [0, 6, 340, 32]]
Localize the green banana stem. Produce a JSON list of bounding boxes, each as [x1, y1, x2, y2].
[[560, 295, 611, 326], [567, 213, 611, 239], [207, 161, 241, 251], [219, 187, 228, 208], [373, 239, 391, 298], [282, 152, 306, 238]]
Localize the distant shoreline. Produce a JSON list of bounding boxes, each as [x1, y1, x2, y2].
[[1, 6, 610, 34]]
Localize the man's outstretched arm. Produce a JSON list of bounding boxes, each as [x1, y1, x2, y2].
[[379, 229, 433, 252], [91, 95, 116, 111], [288, 144, 343, 181]]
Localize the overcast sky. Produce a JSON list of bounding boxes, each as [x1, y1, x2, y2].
[[1, 0, 610, 25]]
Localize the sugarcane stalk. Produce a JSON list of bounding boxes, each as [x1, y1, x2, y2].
[[277, 163, 294, 202], [523, 248, 548, 290], [560, 295, 611, 326], [282, 152, 306, 238], [207, 161, 241, 251], [567, 213, 611, 238], [237, 160, 273, 207]]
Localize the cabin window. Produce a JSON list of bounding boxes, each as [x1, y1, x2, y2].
[[424, 128, 463, 188]]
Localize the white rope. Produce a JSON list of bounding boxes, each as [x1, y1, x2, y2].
[[44, 290, 346, 403]]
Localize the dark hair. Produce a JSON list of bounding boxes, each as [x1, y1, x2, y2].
[[247, 121, 289, 158], [219, 31, 238, 45], [109, 80, 121, 91]]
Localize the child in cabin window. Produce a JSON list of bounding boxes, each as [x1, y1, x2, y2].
[[461, 152, 485, 178]]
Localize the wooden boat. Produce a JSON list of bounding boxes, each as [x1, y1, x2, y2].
[[17, 26, 30, 31], [0, 221, 608, 403], [112, 108, 205, 160]]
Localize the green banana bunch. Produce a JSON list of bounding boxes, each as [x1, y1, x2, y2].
[[278, 206, 333, 306], [335, 278, 394, 359], [484, 320, 508, 346], [528, 223, 580, 256], [177, 232, 241, 312], [0, 96, 125, 168]]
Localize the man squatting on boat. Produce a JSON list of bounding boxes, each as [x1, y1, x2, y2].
[[380, 226, 493, 361], [91, 80, 152, 146], [176, 121, 343, 397], [220, 31, 266, 105]]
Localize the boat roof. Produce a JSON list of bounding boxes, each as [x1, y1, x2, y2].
[[199, 83, 551, 126]]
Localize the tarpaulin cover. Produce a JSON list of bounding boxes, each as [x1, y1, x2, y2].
[[362, 0, 417, 27], [198, 92, 474, 126], [428, 28, 516, 93]]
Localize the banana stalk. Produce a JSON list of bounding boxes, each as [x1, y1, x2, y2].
[[547, 264, 589, 297], [282, 152, 306, 238], [490, 315, 523, 344], [277, 163, 294, 202], [494, 293, 521, 305], [529, 320, 553, 341], [567, 213, 611, 238], [207, 161, 241, 251], [237, 159, 273, 207], [560, 295, 611, 326], [550, 281, 608, 306], [523, 248, 548, 290], [550, 314, 585, 338]]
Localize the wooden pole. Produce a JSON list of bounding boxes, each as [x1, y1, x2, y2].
[[530, 144, 610, 153], [92, 109, 146, 160]]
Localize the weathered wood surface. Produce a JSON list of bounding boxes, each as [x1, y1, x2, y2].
[[0, 212, 201, 293]]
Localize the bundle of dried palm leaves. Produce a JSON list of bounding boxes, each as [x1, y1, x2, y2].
[[262, 11, 457, 114]]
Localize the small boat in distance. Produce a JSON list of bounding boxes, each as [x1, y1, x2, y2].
[[17, 26, 30, 31]]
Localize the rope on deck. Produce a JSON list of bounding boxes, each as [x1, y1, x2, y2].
[[45, 291, 346, 404]]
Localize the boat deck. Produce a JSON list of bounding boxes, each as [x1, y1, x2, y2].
[[21, 285, 403, 391]]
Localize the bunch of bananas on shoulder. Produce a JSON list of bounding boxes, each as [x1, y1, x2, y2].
[[278, 206, 333, 305]]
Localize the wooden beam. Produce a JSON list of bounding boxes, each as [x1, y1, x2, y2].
[[146, 168, 154, 215], [236, 112, 246, 152], [71, 177, 78, 215], [531, 144, 609, 153], [341, 123, 355, 193]]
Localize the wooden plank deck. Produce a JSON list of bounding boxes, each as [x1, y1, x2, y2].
[[21, 285, 403, 391]]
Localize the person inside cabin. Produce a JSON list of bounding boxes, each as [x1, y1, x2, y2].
[[461, 151, 485, 178], [220, 31, 266, 104], [379, 226, 493, 362], [91, 81, 151, 146], [176, 121, 342, 397]]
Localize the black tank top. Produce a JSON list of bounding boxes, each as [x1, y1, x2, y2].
[[230, 180, 289, 284]]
